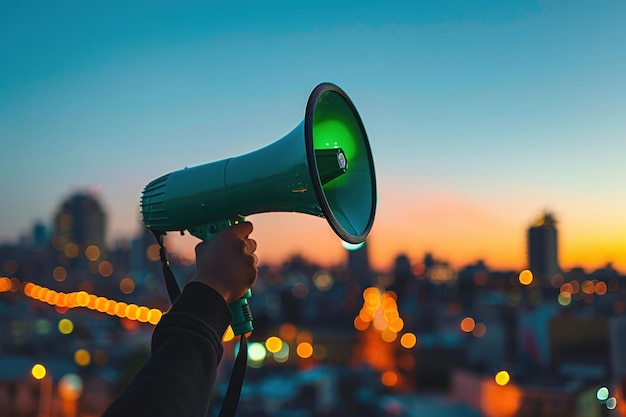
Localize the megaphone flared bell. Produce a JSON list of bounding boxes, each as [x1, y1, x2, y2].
[[141, 82, 376, 244]]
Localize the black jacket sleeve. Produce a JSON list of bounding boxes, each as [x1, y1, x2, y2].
[[102, 282, 233, 417]]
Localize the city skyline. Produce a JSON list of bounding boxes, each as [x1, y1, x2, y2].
[[4, 188, 624, 276], [2, 1, 625, 273]]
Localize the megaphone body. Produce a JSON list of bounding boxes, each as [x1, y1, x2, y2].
[[141, 83, 376, 335]]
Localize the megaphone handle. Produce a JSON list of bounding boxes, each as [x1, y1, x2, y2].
[[188, 218, 254, 336]]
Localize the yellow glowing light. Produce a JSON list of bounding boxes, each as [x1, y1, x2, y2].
[[87, 294, 97, 310], [148, 309, 162, 325], [495, 370, 510, 386], [105, 300, 116, 315], [365, 293, 381, 310], [85, 245, 101, 261], [31, 364, 47, 380], [381, 371, 398, 387], [98, 261, 113, 277], [95, 297, 107, 312], [265, 336, 283, 353], [58, 318, 74, 335], [460, 317, 475, 333], [23, 282, 34, 296], [115, 302, 128, 318], [359, 308, 374, 322], [37, 287, 48, 301], [518, 270, 533, 286], [46, 290, 58, 305], [126, 304, 139, 320], [381, 329, 398, 343], [137, 306, 149, 322], [595, 281, 607, 295], [76, 291, 89, 307], [66, 292, 78, 308], [373, 314, 388, 331], [222, 326, 235, 342], [363, 287, 380, 298], [388, 317, 404, 333], [52, 266, 67, 282], [119, 277, 135, 294], [74, 349, 91, 367], [296, 342, 313, 358], [400, 333, 417, 348], [57, 293, 68, 307]]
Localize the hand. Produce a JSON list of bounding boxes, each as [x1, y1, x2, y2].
[[191, 221, 258, 304]]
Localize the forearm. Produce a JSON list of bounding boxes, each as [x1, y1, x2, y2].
[[102, 283, 232, 417]]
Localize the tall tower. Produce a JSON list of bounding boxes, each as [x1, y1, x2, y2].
[[53, 191, 107, 253], [527, 212, 561, 286]]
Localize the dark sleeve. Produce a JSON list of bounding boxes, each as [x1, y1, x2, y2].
[[102, 282, 233, 417]]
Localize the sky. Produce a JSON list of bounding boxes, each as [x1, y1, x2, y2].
[[1, 0, 625, 273]]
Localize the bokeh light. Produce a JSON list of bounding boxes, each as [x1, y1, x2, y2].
[[58, 318, 74, 335], [58, 374, 84, 401], [381, 371, 398, 387], [518, 270, 533, 286], [74, 349, 91, 367], [247, 342, 267, 362], [296, 342, 313, 358], [400, 333, 417, 348], [495, 370, 510, 386], [265, 336, 283, 353], [119, 277, 135, 294], [597, 386, 609, 401], [460, 317, 475, 333], [85, 245, 101, 261], [31, 364, 46, 380], [52, 266, 67, 282]]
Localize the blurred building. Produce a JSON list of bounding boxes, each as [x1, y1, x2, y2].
[[53, 191, 106, 254], [527, 212, 561, 287]]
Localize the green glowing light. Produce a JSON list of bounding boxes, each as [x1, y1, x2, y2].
[[247, 342, 267, 362], [597, 387, 609, 401]]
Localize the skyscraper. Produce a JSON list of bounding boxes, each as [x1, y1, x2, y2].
[[53, 191, 107, 254], [527, 212, 561, 286]]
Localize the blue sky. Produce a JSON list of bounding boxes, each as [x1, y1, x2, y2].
[[2, 1, 625, 270]]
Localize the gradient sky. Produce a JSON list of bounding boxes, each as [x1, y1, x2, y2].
[[1, 1, 625, 273]]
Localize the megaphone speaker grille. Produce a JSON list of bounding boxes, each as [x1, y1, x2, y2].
[[305, 83, 377, 244]]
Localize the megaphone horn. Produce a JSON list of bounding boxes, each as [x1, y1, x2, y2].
[[141, 82, 376, 334], [141, 82, 376, 244]]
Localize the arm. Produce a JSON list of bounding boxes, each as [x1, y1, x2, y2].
[[102, 222, 258, 417]]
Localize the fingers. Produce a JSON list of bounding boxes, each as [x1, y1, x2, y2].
[[231, 221, 253, 239]]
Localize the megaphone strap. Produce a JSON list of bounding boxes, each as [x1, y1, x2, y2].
[[151, 231, 181, 302], [218, 335, 248, 417], [150, 230, 247, 417]]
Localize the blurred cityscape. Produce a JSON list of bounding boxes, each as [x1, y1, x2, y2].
[[1, 190, 625, 417]]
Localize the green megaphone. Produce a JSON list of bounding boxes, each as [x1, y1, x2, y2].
[[140, 82, 377, 335]]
